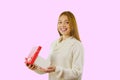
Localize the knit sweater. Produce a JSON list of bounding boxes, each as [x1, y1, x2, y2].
[[35, 37, 84, 80]]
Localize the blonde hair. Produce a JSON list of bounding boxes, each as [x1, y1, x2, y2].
[[57, 11, 81, 41]]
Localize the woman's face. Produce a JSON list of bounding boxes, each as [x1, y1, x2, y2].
[[58, 15, 71, 37]]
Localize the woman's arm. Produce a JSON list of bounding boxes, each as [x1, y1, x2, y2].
[[55, 43, 84, 79], [25, 63, 46, 74]]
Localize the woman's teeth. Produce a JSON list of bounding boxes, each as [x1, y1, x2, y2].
[[61, 28, 67, 32]]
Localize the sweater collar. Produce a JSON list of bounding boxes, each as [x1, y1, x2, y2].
[[58, 36, 73, 43]]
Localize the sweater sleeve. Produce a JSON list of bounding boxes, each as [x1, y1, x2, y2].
[[55, 42, 84, 80]]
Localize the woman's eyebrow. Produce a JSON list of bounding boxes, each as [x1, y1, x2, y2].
[[58, 20, 61, 21]]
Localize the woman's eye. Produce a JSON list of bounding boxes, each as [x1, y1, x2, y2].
[[58, 22, 62, 24], [66, 22, 69, 24]]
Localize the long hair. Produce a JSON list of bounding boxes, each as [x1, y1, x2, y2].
[[57, 11, 81, 41]]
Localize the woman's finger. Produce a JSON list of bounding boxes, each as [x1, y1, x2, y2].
[[26, 63, 29, 66], [47, 67, 53, 69], [28, 64, 32, 68], [31, 65, 35, 69], [45, 68, 54, 73], [39, 67, 47, 72]]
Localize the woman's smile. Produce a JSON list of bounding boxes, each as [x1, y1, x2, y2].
[[60, 28, 68, 33]]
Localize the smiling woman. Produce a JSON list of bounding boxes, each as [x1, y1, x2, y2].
[[57, 11, 80, 42], [57, 15, 71, 39], [26, 11, 84, 80]]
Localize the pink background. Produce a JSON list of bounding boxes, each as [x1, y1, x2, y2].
[[0, 0, 120, 80]]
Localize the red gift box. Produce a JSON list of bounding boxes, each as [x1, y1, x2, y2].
[[25, 46, 42, 64]]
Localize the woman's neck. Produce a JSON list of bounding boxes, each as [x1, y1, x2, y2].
[[62, 35, 71, 40], [59, 35, 72, 42]]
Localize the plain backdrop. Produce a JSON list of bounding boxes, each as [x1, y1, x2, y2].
[[0, 0, 120, 80]]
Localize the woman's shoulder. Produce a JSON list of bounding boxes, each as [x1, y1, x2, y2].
[[71, 37, 82, 44], [71, 38, 84, 53], [71, 37, 83, 47]]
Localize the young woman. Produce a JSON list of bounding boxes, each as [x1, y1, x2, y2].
[[26, 11, 84, 80]]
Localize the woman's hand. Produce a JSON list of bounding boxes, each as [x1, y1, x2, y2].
[[26, 63, 56, 73], [38, 66, 56, 73], [45, 66, 56, 73], [26, 63, 37, 70], [25, 63, 47, 73]]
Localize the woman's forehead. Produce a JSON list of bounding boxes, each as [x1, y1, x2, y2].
[[59, 15, 69, 21]]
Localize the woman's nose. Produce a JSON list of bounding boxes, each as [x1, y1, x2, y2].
[[61, 22, 66, 27]]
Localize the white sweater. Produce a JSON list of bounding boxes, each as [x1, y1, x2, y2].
[[35, 37, 84, 80]]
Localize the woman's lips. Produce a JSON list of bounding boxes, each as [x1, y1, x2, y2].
[[60, 28, 67, 32]]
